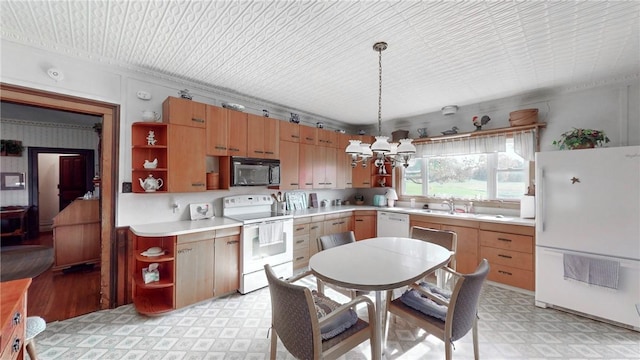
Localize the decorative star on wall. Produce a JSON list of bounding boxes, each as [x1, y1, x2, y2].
[[571, 177, 580, 184]]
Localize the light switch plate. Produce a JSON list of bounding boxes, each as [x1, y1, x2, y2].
[[189, 203, 213, 221]]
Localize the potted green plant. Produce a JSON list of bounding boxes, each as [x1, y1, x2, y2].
[[552, 128, 610, 150], [0, 140, 24, 156]]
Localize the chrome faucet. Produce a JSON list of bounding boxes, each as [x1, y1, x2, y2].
[[442, 197, 455, 214]]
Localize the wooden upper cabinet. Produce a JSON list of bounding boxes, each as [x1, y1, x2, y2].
[[280, 121, 300, 142], [227, 110, 248, 157], [300, 125, 317, 145], [317, 128, 337, 147], [279, 140, 300, 190], [299, 143, 315, 189], [247, 114, 279, 159], [167, 124, 207, 192], [162, 96, 206, 128], [205, 105, 228, 156]]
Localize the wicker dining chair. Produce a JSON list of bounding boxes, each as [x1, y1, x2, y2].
[[385, 259, 490, 360], [264, 264, 378, 360]]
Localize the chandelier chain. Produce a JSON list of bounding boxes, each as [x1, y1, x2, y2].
[[377, 45, 383, 137]]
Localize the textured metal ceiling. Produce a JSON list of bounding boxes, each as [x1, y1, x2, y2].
[[1, 1, 638, 125]]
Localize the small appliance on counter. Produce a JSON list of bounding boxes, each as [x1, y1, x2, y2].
[[373, 194, 387, 207]]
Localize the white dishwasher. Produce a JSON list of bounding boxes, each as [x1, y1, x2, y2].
[[376, 211, 410, 238]]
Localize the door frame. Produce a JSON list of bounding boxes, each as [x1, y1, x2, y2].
[[1, 83, 119, 309]]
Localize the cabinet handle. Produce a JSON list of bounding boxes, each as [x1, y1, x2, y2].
[[498, 254, 513, 259], [254, 150, 264, 154], [497, 237, 512, 242], [311, 226, 318, 230], [215, 146, 227, 150], [498, 270, 513, 276], [291, 135, 300, 139], [296, 227, 305, 231], [290, 183, 299, 186], [226, 240, 239, 245], [296, 256, 305, 261], [192, 117, 205, 123], [230, 148, 239, 151], [355, 219, 364, 222], [296, 239, 305, 244], [305, 137, 314, 141], [178, 248, 193, 254], [265, 151, 274, 154], [305, 183, 313, 185], [12, 338, 20, 353], [12, 312, 21, 325]]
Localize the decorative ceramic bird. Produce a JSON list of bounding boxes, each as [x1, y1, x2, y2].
[[441, 126, 459, 135], [473, 115, 491, 131], [143, 158, 158, 169]]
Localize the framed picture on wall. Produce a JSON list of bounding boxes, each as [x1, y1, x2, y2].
[[1, 172, 25, 190]]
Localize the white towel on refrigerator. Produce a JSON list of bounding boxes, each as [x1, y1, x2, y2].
[[563, 254, 620, 289], [258, 221, 284, 247]]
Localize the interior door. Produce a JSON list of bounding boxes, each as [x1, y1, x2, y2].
[[59, 155, 87, 210]]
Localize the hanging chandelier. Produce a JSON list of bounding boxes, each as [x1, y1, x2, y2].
[[345, 41, 416, 168]]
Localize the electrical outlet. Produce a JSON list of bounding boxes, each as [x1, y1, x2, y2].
[[122, 182, 132, 193]]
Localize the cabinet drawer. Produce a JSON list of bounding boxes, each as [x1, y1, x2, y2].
[[293, 248, 309, 269], [479, 230, 533, 253], [488, 263, 534, 291], [294, 217, 311, 225], [294, 223, 310, 236], [1, 293, 26, 360], [293, 235, 309, 250], [177, 230, 215, 244], [216, 227, 240, 237], [481, 246, 533, 271]]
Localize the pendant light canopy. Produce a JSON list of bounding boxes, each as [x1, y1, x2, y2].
[[346, 41, 415, 168]]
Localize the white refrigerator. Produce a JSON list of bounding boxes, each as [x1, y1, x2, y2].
[[535, 146, 640, 329]]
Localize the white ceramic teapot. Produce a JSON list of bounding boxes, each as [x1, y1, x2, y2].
[[139, 174, 163, 192]]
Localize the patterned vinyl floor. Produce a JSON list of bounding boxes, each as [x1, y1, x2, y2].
[[36, 279, 640, 360]]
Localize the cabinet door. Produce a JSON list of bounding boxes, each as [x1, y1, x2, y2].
[[317, 128, 337, 147], [176, 240, 215, 308], [324, 146, 337, 188], [263, 117, 279, 159], [205, 105, 228, 156], [280, 121, 300, 142], [247, 114, 266, 158], [163, 96, 206, 128], [168, 125, 206, 192], [227, 111, 248, 157], [300, 125, 317, 145], [313, 145, 327, 188], [299, 143, 315, 189], [309, 221, 324, 257], [441, 225, 479, 274], [354, 213, 376, 240], [214, 234, 240, 295], [336, 133, 352, 188], [279, 140, 299, 189], [352, 160, 372, 188]]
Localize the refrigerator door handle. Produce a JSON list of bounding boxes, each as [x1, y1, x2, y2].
[[539, 168, 545, 232]]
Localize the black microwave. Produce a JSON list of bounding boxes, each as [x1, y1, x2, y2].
[[230, 157, 280, 186]]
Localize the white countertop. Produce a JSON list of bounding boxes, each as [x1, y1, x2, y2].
[[129, 217, 242, 237], [129, 204, 534, 237]]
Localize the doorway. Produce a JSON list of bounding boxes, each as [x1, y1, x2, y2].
[[1, 83, 119, 311]]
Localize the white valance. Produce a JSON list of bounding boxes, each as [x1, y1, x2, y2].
[[415, 133, 506, 157], [513, 130, 536, 161]]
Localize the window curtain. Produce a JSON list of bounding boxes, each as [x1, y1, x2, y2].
[[513, 130, 536, 161], [415, 133, 506, 157]]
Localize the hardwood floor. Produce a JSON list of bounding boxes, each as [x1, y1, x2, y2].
[[3, 231, 101, 322]]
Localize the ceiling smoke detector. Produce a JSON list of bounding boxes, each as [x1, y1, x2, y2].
[[441, 105, 458, 115]]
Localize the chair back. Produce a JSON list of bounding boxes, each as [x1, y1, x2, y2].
[[317, 231, 356, 251], [449, 259, 489, 341], [264, 264, 319, 359], [410, 226, 457, 269]]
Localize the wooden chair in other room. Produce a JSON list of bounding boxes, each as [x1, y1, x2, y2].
[[264, 264, 378, 360], [385, 259, 490, 360], [410, 226, 457, 288], [316, 231, 368, 299]]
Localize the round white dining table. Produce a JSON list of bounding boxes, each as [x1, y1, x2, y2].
[[309, 236, 452, 360]]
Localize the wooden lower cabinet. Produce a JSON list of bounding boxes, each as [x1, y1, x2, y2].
[[175, 231, 215, 309], [354, 210, 376, 240], [130, 226, 241, 315], [1, 278, 30, 360], [479, 222, 535, 291], [409, 214, 535, 290]]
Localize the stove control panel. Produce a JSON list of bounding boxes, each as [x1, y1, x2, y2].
[[223, 195, 274, 209]]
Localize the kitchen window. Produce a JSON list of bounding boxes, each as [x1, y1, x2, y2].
[[400, 133, 533, 201]]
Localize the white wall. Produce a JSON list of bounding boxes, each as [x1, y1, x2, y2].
[[2, 39, 638, 226]]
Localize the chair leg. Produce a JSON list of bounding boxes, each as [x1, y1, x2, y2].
[[445, 340, 453, 360], [270, 327, 277, 360], [473, 319, 479, 360], [26, 339, 37, 360]]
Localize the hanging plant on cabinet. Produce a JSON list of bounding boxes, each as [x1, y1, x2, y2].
[[552, 128, 610, 150]]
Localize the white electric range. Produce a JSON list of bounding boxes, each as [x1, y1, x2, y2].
[[223, 195, 293, 294]]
